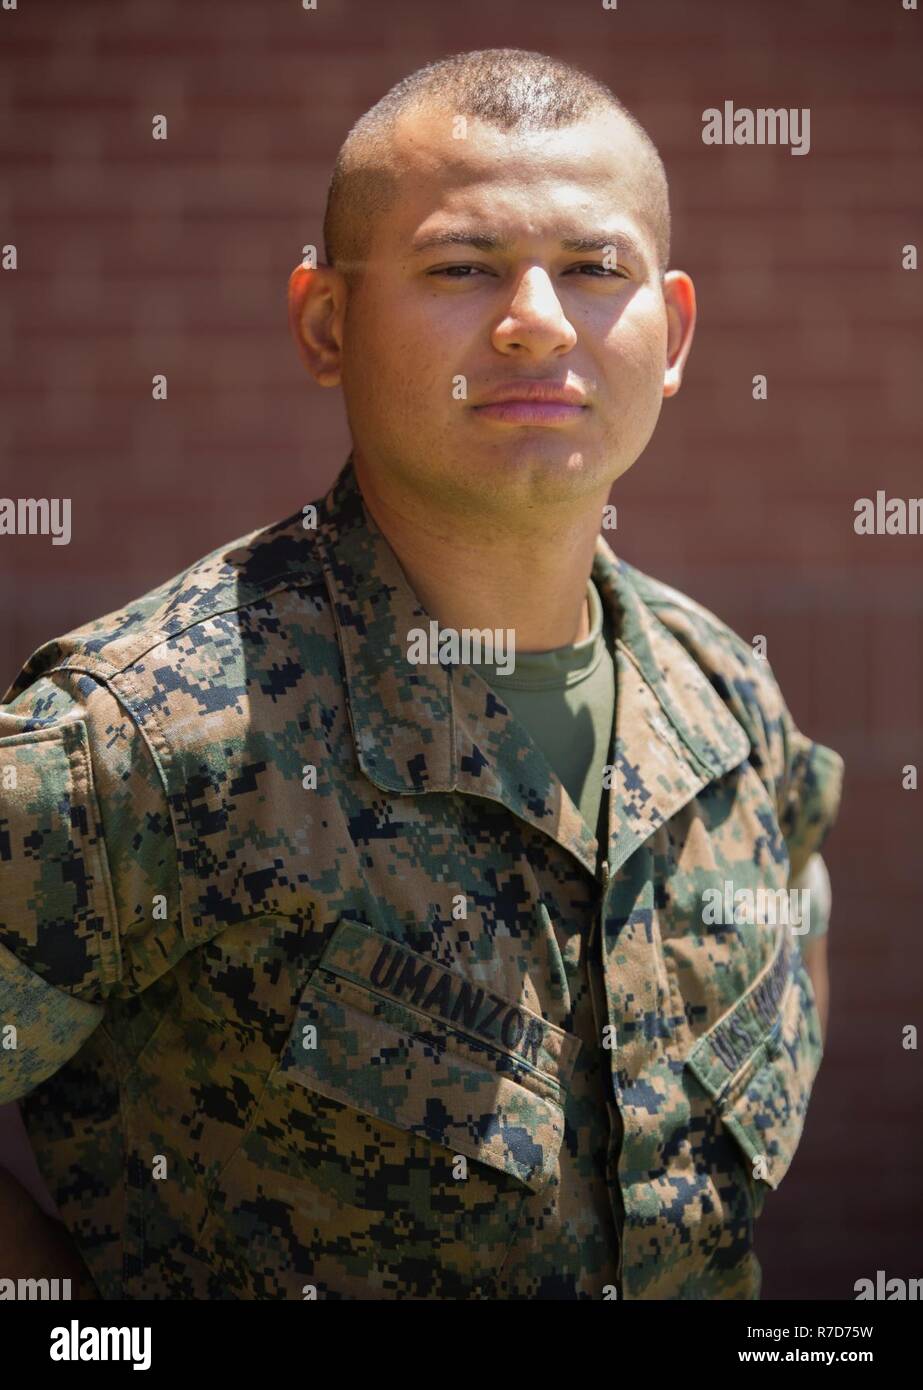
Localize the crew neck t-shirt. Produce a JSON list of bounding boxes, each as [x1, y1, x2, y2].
[[477, 579, 616, 855]]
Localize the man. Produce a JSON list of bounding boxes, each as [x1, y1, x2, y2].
[[0, 48, 841, 1300]]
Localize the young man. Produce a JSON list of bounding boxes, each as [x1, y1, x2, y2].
[[0, 49, 842, 1300]]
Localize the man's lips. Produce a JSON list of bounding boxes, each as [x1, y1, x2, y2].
[[472, 379, 589, 425], [473, 401, 587, 424]]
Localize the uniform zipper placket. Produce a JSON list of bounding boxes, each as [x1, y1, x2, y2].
[[592, 856, 624, 1299]]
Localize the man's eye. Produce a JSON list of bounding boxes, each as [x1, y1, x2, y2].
[[568, 263, 626, 278], [428, 263, 626, 280], [430, 265, 485, 278]]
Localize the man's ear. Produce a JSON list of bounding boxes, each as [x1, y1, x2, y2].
[[287, 262, 347, 387], [662, 270, 696, 398]]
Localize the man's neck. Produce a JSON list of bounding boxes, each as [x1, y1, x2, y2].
[[352, 455, 609, 653]]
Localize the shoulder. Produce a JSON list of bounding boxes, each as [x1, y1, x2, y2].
[[623, 561, 789, 751], [3, 506, 331, 710], [623, 561, 844, 864]]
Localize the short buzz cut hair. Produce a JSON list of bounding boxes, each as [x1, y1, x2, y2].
[[322, 48, 671, 281]]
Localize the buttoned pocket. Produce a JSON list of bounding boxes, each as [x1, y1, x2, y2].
[[685, 930, 823, 1215], [199, 917, 581, 1298]]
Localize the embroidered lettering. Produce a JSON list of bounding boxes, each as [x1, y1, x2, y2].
[[369, 943, 401, 990], [392, 953, 433, 1006], [500, 1007, 525, 1050], [475, 994, 506, 1041], [450, 980, 485, 1030], [421, 972, 453, 1018], [520, 1018, 545, 1066]]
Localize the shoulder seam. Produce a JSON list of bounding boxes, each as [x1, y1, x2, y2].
[[44, 666, 191, 959], [42, 570, 328, 680]]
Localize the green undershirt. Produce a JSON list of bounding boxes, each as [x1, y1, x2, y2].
[[478, 579, 616, 854]]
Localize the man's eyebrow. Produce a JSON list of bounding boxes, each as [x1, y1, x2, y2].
[[410, 229, 646, 259], [560, 232, 643, 258], [410, 231, 504, 253]]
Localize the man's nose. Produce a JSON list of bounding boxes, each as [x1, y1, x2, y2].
[[491, 266, 578, 356]]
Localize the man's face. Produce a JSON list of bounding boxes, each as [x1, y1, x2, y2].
[[338, 105, 682, 516]]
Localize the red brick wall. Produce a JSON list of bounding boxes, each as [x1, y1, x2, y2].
[[1, 0, 920, 1300]]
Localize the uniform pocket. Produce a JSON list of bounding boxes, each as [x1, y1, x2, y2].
[[200, 917, 581, 1299], [685, 931, 823, 1207], [0, 719, 121, 995]]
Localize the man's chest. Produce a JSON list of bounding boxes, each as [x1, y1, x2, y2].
[[100, 753, 816, 1298]]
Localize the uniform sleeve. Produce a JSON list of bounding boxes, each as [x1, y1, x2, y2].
[[0, 667, 184, 1104], [788, 852, 832, 941], [776, 715, 843, 938], [632, 579, 845, 929], [776, 724, 844, 878]]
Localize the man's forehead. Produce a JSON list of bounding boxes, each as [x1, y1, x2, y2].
[[384, 106, 653, 253], [391, 104, 645, 185]]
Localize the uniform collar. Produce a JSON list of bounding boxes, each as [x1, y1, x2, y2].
[[317, 454, 749, 879]]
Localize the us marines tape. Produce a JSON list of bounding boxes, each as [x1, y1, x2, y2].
[[687, 932, 795, 1093]]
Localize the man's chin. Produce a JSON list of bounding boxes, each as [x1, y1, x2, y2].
[[463, 435, 608, 492], [406, 449, 613, 521]]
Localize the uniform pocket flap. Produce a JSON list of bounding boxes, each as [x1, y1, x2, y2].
[[0, 937, 105, 1102], [278, 917, 579, 1192], [0, 718, 120, 993], [685, 933, 823, 1190]]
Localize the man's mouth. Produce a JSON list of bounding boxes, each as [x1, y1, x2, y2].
[[471, 378, 589, 425], [472, 400, 588, 425]]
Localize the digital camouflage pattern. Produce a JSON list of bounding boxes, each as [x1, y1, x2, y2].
[[0, 453, 843, 1299]]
